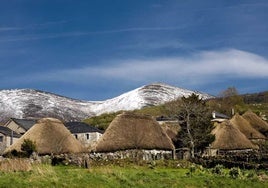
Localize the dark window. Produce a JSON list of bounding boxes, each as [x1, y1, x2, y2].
[[75, 134, 78, 139], [86, 134, 89, 140], [0, 136, 3, 142]]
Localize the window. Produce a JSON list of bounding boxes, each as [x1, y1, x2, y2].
[[0, 136, 3, 142], [86, 133, 89, 140], [75, 134, 78, 139]]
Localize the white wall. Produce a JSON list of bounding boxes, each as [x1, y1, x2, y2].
[[73, 132, 102, 147]]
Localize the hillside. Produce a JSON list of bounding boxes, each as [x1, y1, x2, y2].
[[204, 90, 268, 121], [242, 91, 268, 104], [0, 83, 213, 122]]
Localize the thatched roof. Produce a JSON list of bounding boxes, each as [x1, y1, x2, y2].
[[230, 114, 266, 140], [159, 121, 181, 142], [242, 111, 268, 136], [211, 120, 258, 150], [95, 113, 175, 152], [5, 118, 85, 154]]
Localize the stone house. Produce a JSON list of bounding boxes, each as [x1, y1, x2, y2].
[[64, 122, 103, 148], [3, 118, 37, 135], [95, 112, 175, 160], [0, 126, 21, 154], [206, 120, 258, 156], [4, 118, 85, 155]]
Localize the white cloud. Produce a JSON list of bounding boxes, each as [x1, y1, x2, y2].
[[86, 49, 268, 80], [8, 49, 268, 87]]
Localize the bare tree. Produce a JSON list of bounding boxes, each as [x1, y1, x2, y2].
[[219, 86, 239, 98], [217, 87, 244, 116]]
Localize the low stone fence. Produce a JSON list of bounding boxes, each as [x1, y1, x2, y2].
[[90, 149, 173, 161], [30, 153, 91, 168], [1, 149, 174, 168], [192, 153, 268, 170]]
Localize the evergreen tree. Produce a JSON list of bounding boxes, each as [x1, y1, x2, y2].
[[167, 94, 215, 158]]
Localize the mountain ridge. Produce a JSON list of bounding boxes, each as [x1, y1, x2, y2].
[[0, 83, 213, 122]]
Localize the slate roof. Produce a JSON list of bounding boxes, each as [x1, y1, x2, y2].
[[156, 116, 177, 121], [64, 122, 104, 134], [10, 118, 37, 131], [0, 126, 21, 138], [212, 111, 230, 119]]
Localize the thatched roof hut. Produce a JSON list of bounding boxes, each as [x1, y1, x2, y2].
[[5, 118, 85, 154], [230, 113, 266, 140], [159, 121, 180, 142], [211, 120, 258, 150], [95, 113, 175, 152], [242, 111, 268, 136]]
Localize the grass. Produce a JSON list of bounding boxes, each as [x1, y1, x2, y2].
[[0, 161, 268, 188]]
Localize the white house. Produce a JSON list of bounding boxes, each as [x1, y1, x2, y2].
[[0, 126, 21, 154], [64, 122, 103, 148], [3, 118, 37, 135]]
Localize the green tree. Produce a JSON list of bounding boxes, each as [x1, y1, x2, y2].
[[21, 139, 37, 157], [167, 94, 215, 158]]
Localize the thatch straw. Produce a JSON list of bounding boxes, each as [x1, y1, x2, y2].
[[0, 158, 32, 172], [242, 111, 268, 136], [230, 113, 266, 139], [211, 120, 258, 150], [95, 112, 175, 152], [160, 121, 181, 142], [4, 118, 86, 154]]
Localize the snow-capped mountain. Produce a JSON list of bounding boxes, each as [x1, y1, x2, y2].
[[0, 83, 213, 122]]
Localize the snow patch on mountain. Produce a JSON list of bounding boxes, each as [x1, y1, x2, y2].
[[0, 83, 213, 122], [91, 83, 212, 115]]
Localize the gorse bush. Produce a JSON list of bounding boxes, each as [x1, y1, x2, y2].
[[211, 164, 224, 175], [21, 139, 37, 157], [229, 167, 241, 179]]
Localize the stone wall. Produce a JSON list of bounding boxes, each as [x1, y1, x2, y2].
[[28, 149, 173, 167], [91, 149, 174, 161]]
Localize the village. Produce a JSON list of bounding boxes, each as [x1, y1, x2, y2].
[[0, 95, 268, 170], [1, 0, 268, 186]]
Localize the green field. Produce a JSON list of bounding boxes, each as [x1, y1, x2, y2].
[[0, 162, 267, 188]]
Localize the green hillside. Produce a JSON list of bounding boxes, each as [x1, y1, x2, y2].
[[84, 91, 268, 130]]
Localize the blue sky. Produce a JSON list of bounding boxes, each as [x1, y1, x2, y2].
[[0, 0, 268, 100]]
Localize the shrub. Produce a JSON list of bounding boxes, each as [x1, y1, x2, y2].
[[211, 164, 224, 175], [3, 149, 25, 158], [229, 167, 241, 179], [21, 139, 37, 157], [186, 164, 196, 177], [244, 171, 258, 180]]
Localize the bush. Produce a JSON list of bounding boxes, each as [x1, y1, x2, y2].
[[186, 164, 196, 177], [4, 149, 26, 158], [21, 139, 37, 157], [211, 164, 224, 175], [229, 167, 241, 179]]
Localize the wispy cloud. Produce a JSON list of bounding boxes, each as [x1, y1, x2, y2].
[[121, 40, 192, 51], [94, 26, 186, 33], [7, 49, 268, 88], [0, 20, 69, 32], [0, 26, 187, 42], [0, 27, 23, 31]]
